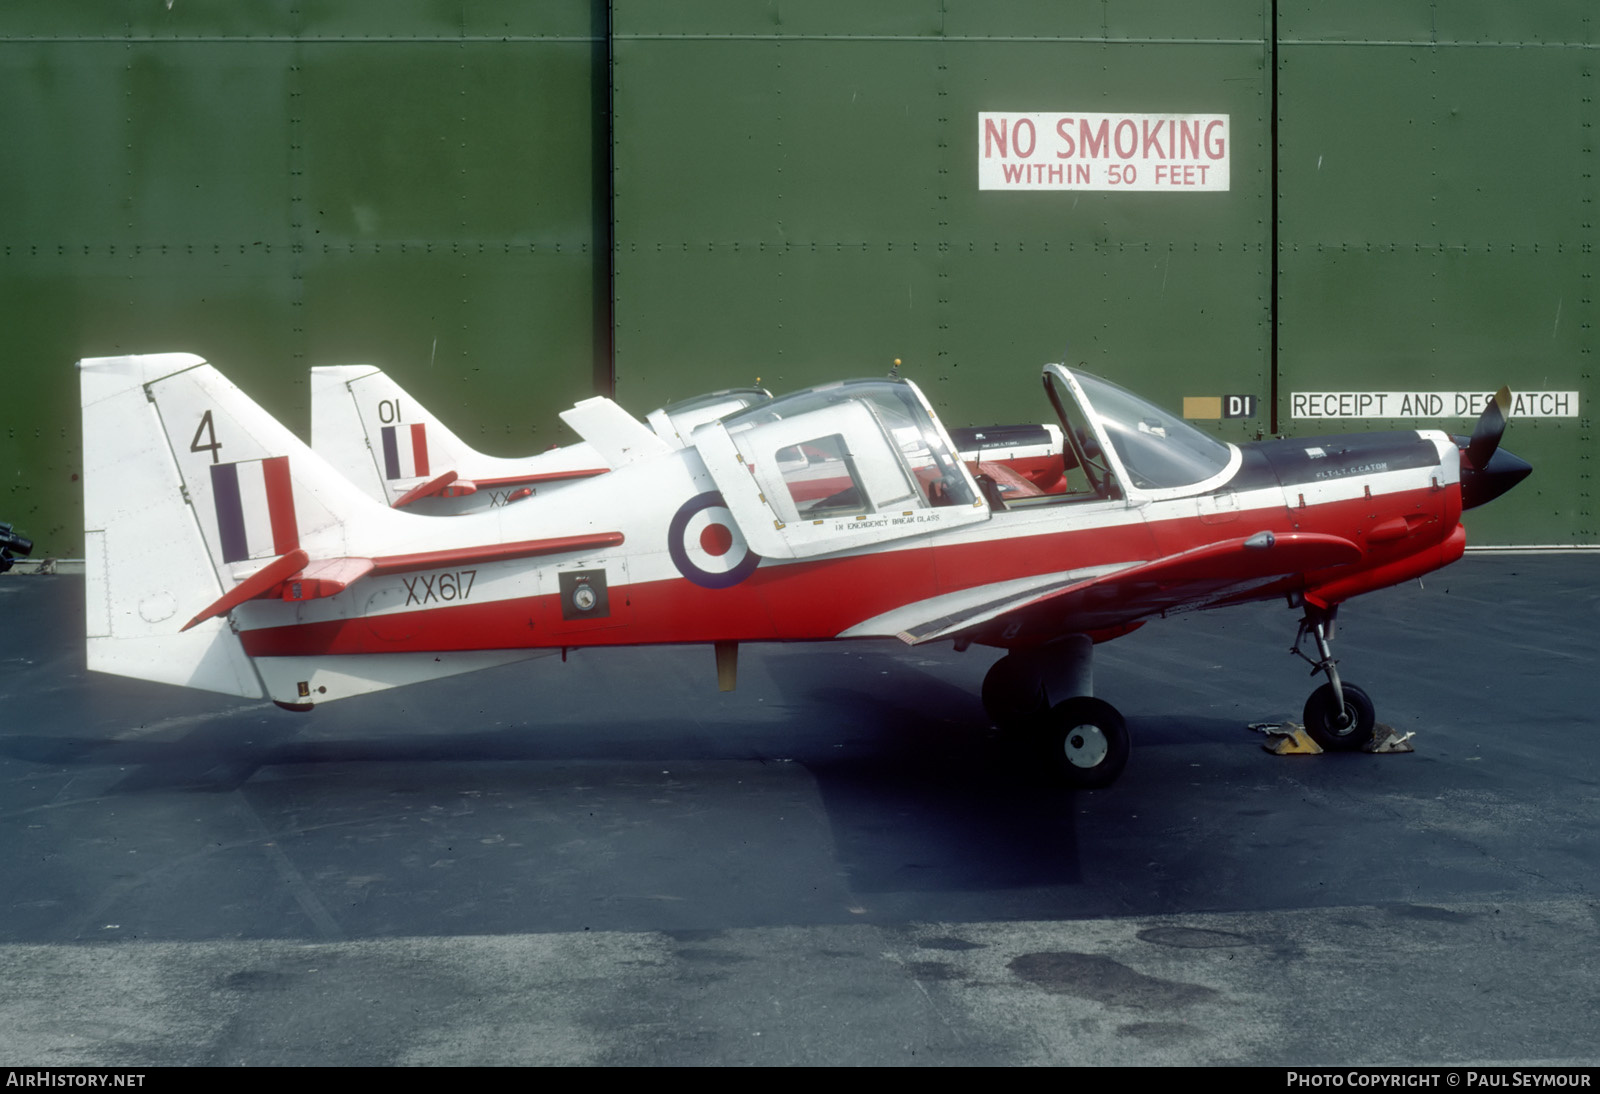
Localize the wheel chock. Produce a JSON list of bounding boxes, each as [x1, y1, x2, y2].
[[1362, 724, 1414, 754], [1248, 721, 1416, 756], [1248, 722, 1324, 755]]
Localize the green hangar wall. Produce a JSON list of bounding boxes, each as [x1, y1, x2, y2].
[[1, 1, 1592, 556], [2, 2, 611, 558]]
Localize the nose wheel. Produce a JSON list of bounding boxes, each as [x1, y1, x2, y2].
[[1302, 681, 1376, 751], [1292, 608, 1377, 751]]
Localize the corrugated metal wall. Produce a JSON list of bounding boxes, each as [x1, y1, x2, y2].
[[2, 1, 1591, 555], [1276, 2, 1593, 545], [610, 1, 1272, 429], [1, 2, 609, 556]]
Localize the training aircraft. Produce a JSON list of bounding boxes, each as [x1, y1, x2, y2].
[[308, 365, 1067, 514], [79, 353, 1530, 788]]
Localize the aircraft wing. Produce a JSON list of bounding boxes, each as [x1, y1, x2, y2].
[[889, 531, 1363, 646]]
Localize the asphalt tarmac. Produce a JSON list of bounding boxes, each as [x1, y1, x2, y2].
[[1, 556, 1596, 1066]]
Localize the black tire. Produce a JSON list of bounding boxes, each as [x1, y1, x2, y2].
[[1302, 682, 1376, 751], [981, 654, 1048, 733], [1041, 697, 1129, 789]]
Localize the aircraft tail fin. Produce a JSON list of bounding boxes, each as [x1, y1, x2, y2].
[[81, 353, 269, 698], [82, 354, 545, 708], [311, 365, 614, 512], [309, 365, 484, 507]]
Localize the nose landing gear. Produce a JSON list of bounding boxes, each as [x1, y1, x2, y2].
[[1291, 608, 1376, 751]]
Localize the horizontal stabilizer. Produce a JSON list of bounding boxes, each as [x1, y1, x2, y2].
[[183, 549, 310, 630], [391, 470, 461, 509], [187, 532, 631, 618], [281, 557, 378, 601]]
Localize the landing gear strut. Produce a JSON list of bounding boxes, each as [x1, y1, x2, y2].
[[981, 637, 1130, 789], [1291, 607, 1376, 751]]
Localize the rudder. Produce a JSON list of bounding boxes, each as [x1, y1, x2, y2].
[[81, 353, 263, 698]]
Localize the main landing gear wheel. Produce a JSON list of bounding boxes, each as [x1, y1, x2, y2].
[[1042, 697, 1129, 789], [981, 654, 1048, 733], [1302, 682, 1376, 751]]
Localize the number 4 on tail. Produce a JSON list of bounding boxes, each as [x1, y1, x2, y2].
[[191, 410, 223, 464]]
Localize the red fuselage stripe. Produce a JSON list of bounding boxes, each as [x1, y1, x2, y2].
[[238, 480, 1455, 658]]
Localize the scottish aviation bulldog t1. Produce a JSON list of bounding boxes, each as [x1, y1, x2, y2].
[[80, 354, 1528, 788]]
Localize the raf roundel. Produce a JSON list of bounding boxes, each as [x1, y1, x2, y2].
[[668, 491, 761, 589]]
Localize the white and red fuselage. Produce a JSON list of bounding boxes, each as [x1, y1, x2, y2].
[[82, 355, 1515, 718], [234, 431, 1462, 656]]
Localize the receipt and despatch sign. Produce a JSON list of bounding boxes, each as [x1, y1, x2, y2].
[[1291, 391, 1579, 420]]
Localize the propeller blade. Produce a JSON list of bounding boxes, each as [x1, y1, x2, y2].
[[1464, 386, 1511, 470]]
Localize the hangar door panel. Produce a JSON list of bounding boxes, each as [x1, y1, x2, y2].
[[1274, 6, 1593, 545], [609, 3, 1273, 444]]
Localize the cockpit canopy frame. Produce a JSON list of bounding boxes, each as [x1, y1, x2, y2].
[[691, 378, 988, 559]]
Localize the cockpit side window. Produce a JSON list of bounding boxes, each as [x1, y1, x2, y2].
[[724, 380, 978, 517], [776, 434, 867, 517], [690, 376, 992, 560], [854, 393, 976, 510]]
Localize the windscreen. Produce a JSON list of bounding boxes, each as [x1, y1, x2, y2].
[[1073, 371, 1233, 491]]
